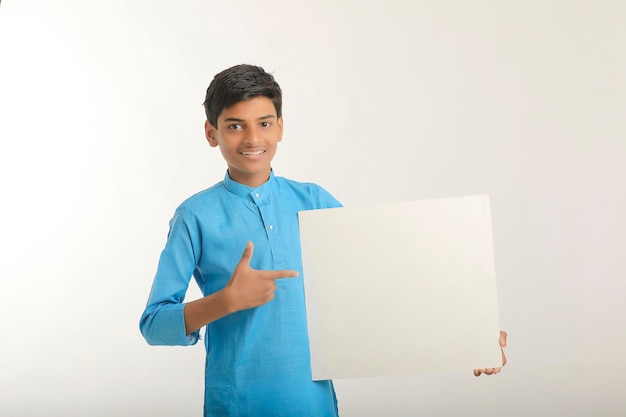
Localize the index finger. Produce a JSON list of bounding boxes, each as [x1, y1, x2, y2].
[[262, 269, 300, 280], [273, 270, 300, 279]]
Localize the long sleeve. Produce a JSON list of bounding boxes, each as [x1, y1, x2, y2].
[[139, 207, 201, 346]]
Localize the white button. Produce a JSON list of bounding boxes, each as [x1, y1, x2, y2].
[[255, 193, 260, 198], [269, 225, 274, 230]]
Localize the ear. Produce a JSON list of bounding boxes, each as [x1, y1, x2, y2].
[[277, 117, 284, 142], [205, 120, 219, 147]]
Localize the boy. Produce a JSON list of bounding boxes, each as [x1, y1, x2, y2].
[[140, 64, 506, 416], [140, 64, 342, 416]]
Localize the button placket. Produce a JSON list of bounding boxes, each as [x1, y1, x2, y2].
[[255, 194, 287, 267]]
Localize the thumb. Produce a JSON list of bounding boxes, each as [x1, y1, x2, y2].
[[500, 331, 508, 367], [238, 241, 254, 267], [500, 331, 508, 348]]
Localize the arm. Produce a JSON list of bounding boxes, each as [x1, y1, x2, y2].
[[473, 331, 508, 376], [140, 208, 201, 346], [183, 241, 298, 335]]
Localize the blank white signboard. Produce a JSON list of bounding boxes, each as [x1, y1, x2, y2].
[[298, 195, 502, 380]]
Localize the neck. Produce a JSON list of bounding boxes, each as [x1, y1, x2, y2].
[[227, 168, 271, 188]]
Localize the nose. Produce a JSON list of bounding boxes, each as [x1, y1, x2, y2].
[[243, 125, 262, 145]]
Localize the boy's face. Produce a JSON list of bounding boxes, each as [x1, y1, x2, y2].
[[205, 96, 283, 188]]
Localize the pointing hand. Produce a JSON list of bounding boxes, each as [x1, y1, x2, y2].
[[224, 241, 299, 312]]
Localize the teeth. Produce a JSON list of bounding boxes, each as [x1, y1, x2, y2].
[[241, 150, 265, 156]]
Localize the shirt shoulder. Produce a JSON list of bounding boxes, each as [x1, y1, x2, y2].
[[164, 182, 233, 230], [176, 181, 228, 211], [274, 176, 343, 209]]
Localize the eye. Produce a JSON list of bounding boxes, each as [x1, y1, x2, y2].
[[228, 123, 244, 130], [260, 121, 272, 128]]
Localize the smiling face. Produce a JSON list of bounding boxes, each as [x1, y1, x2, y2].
[[205, 96, 283, 188]]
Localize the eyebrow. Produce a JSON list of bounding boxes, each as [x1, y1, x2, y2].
[[223, 115, 276, 123]]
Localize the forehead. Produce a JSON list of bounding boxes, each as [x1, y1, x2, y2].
[[218, 96, 278, 121]]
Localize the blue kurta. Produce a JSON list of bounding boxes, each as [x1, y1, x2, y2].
[[140, 171, 342, 416]]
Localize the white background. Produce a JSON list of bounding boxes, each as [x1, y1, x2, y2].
[[1, 1, 624, 416]]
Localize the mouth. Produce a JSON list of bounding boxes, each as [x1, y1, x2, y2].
[[240, 150, 266, 156]]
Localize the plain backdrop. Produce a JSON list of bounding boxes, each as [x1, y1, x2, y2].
[[0, 1, 624, 416]]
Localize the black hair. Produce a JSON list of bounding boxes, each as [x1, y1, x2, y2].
[[203, 64, 282, 128]]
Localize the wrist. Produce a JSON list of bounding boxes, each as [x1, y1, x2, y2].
[[216, 286, 240, 315]]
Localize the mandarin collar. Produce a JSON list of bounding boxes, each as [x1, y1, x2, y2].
[[222, 170, 277, 202]]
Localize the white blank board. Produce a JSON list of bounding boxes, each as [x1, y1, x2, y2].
[[298, 195, 502, 380]]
